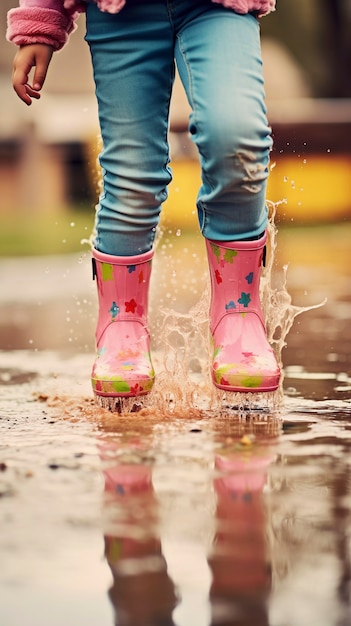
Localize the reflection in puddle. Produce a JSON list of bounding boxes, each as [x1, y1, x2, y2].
[[97, 414, 279, 626], [209, 443, 273, 625], [0, 353, 351, 625], [101, 447, 178, 625]]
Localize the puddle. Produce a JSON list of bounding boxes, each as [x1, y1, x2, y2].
[[1, 358, 350, 626], [1, 224, 351, 625]]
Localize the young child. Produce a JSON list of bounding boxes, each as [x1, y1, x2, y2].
[[7, 0, 280, 402]]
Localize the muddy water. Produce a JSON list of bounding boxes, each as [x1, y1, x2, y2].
[[0, 224, 351, 626]]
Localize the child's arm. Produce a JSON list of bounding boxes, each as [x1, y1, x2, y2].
[[7, 0, 81, 104], [12, 43, 54, 105]]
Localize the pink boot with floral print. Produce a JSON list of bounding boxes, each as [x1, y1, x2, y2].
[[206, 232, 280, 393], [92, 248, 154, 399]]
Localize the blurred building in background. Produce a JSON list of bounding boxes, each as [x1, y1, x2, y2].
[[1, 0, 351, 224]]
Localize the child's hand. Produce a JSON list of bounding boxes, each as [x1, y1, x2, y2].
[[12, 44, 54, 106]]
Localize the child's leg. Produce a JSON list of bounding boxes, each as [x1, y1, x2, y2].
[[85, 2, 176, 257], [85, 3, 177, 400], [175, 7, 279, 393], [175, 7, 271, 241]]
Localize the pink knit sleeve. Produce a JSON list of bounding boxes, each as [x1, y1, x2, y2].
[[211, 0, 276, 17], [6, 1, 78, 51], [19, 0, 68, 9]]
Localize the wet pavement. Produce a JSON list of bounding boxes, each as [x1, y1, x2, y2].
[[1, 223, 351, 626]]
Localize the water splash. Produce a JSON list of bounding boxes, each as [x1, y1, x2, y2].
[[81, 194, 325, 416], [146, 201, 325, 416], [262, 201, 327, 404]]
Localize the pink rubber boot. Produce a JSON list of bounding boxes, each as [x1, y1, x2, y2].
[[206, 232, 280, 392], [91, 248, 155, 399]]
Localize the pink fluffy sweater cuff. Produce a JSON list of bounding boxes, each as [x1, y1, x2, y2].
[[7, 6, 75, 50], [212, 0, 275, 15]]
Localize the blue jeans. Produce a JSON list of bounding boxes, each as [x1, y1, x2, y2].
[[85, 0, 272, 256]]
